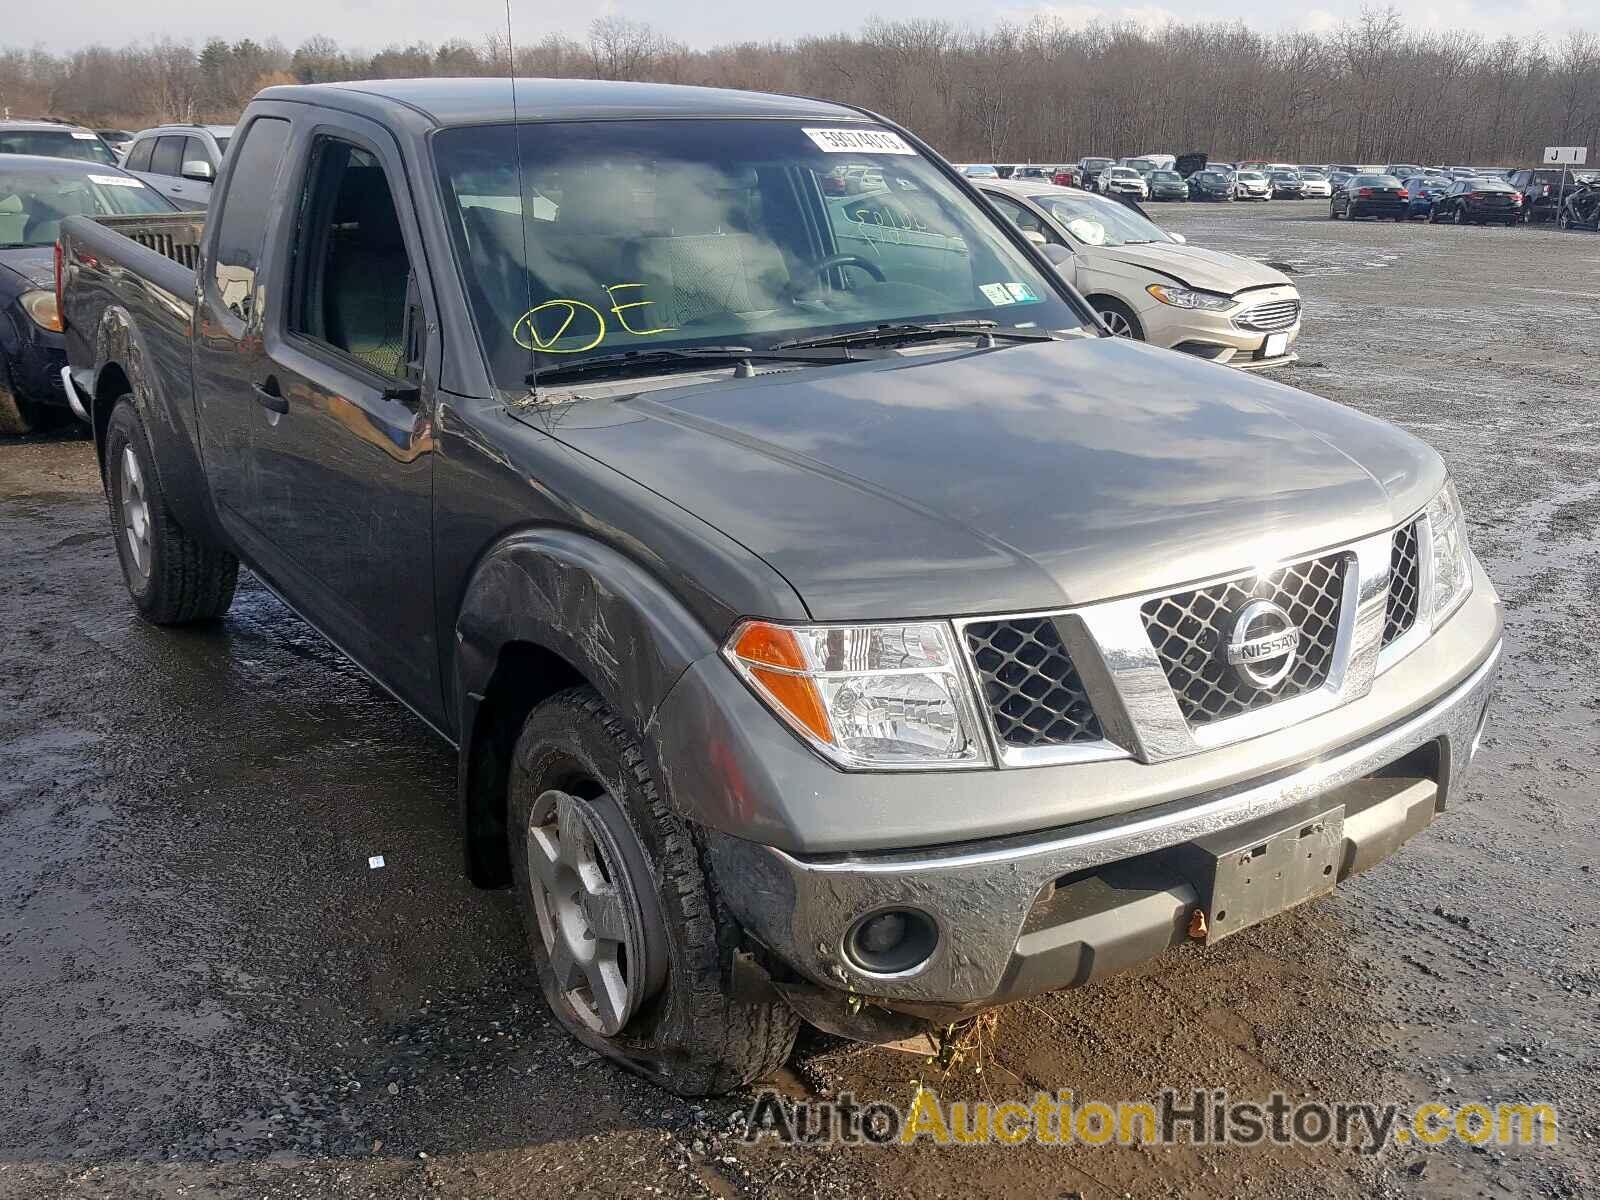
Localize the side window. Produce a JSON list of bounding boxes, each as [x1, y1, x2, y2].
[[289, 139, 415, 380], [182, 136, 211, 175], [150, 136, 184, 177], [210, 117, 292, 322], [125, 139, 154, 172], [986, 193, 1060, 244]]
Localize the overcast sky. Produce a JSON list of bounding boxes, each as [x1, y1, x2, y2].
[[22, 0, 1594, 54]]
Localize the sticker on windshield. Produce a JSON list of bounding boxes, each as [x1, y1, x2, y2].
[[1003, 282, 1039, 303], [70, 130, 98, 139], [802, 127, 916, 155], [88, 174, 144, 188], [980, 282, 1041, 306]]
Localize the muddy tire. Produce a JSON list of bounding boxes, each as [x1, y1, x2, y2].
[[105, 399, 239, 625], [0, 361, 43, 436], [509, 686, 799, 1096]]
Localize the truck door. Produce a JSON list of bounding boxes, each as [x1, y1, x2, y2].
[[246, 116, 441, 719], [192, 113, 294, 523]]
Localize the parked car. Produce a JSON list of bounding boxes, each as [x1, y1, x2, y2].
[[1401, 175, 1452, 219], [1428, 178, 1523, 226], [1077, 156, 1114, 190], [121, 124, 234, 209], [1233, 170, 1272, 200], [1117, 157, 1160, 177], [1329, 164, 1363, 176], [957, 163, 1000, 179], [0, 154, 175, 434], [1174, 152, 1209, 177], [1330, 174, 1409, 220], [1504, 168, 1572, 224], [59, 77, 1501, 1098], [1146, 169, 1190, 201], [1236, 160, 1271, 173], [981, 179, 1302, 368], [1188, 169, 1235, 201], [96, 129, 136, 159], [1328, 171, 1356, 193], [1204, 161, 1236, 173], [1384, 163, 1424, 180], [1297, 170, 1333, 198], [1098, 165, 1149, 199], [1557, 178, 1600, 230], [1268, 171, 1305, 199], [0, 120, 118, 166], [1051, 164, 1079, 188]]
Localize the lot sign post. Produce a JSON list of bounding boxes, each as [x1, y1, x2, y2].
[[1544, 147, 1588, 223]]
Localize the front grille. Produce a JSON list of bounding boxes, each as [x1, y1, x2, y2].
[[964, 617, 1103, 748], [1383, 519, 1423, 647], [1140, 553, 1348, 726], [1234, 299, 1301, 332]]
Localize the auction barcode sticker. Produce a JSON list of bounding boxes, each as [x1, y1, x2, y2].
[[89, 175, 144, 187], [71, 131, 98, 139], [803, 127, 916, 155]]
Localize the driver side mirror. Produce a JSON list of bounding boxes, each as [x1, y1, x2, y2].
[[1169, 232, 1187, 244], [181, 159, 214, 183], [1039, 242, 1073, 265], [1023, 229, 1048, 246]]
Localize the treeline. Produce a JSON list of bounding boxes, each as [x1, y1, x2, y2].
[[3, 8, 1597, 164]]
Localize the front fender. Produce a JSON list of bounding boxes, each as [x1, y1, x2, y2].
[[455, 527, 719, 745]]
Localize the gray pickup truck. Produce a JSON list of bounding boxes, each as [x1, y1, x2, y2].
[[59, 78, 1502, 1096]]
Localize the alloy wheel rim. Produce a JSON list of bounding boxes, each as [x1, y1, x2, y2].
[[120, 445, 151, 580], [1100, 309, 1133, 337], [525, 789, 652, 1036]]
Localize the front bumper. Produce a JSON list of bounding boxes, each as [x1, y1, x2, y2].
[[706, 630, 1500, 1008], [2, 317, 68, 410], [1140, 283, 1301, 369]]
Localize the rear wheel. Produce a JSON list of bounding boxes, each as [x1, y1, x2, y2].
[[1454, 206, 1467, 226], [509, 687, 799, 1096], [104, 400, 239, 624]]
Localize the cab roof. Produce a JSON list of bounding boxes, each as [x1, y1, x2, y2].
[[0, 119, 98, 134], [255, 77, 871, 128]]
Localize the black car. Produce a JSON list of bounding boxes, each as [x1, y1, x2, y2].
[[1505, 168, 1575, 224], [0, 155, 175, 434], [1427, 178, 1522, 227], [1146, 169, 1190, 200], [1330, 174, 1409, 221], [1188, 169, 1235, 201], [1268, 171, 1304, 198]]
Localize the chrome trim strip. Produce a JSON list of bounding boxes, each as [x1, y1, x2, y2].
[[60, 366, 90, 423]]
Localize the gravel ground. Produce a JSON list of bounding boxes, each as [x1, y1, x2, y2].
[[1, 202, 1596, 1199]]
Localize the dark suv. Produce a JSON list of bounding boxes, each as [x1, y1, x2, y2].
[[1505, 169, 1572, 224]]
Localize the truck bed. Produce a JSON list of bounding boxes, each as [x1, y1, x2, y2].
[[95, 212, 206, 272]]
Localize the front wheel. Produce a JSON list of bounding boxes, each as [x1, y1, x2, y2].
[[104, 400, 239, 624], [0, 359, 45, 436], [509, 687, 799, 1096], [1092, 298, 1144, 340]]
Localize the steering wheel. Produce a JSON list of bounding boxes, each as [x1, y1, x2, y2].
[[806, 252, 887, 283]]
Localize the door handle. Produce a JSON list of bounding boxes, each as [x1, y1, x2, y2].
[[252, 380, 288, 414]]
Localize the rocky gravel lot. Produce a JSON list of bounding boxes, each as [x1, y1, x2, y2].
[[1, 202, 1596, 1199]]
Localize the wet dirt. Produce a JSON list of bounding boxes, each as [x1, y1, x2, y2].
[[1, 204, 1596, 1199]]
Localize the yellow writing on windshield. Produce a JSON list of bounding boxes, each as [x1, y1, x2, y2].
[[513, 284, 677, 352]]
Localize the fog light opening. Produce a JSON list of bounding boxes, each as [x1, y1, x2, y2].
[[844, 907, 939, 977]]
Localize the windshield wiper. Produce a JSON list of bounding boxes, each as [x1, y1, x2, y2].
[[527, 344, 859, 386], [774, 320, 1057, 351]]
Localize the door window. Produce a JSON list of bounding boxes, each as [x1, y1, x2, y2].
[[984, 193, 1062, 244], [209, 116, 292, 322], [182, 136, 211, 176], [288, 139, 415, 380], [124, 138, 154, 172], [150, 136, 185, 177]]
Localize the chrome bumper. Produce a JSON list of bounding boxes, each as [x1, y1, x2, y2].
[[706, 639, 1501, 1005], [59, 366, 90, 423]]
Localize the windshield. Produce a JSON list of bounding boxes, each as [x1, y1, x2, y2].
[[1301, 171, 1327, 180], [1149, 171, 1181, 182], [1033, 191, 1170, 248], [433, 120, 1082, 387], [1237, 172, 1266, 181], [0, 168, 172, 246], [0, 130, 117, 166]]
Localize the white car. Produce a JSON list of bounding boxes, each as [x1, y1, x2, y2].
[[1097, 165, 1149, 199], [1233, 170, 1273, 200], [981, 179, 1302, 370], [1298, 171, 1333, 198]]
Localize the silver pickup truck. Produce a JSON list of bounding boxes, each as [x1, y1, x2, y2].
[[58, 78, 1502, 1096]]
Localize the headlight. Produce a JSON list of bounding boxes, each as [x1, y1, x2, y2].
[[1426, 481, 1473, 626], [1145, 283, 1234, 312], [20, 289, 62, 333], [723, 620, 989, 769]]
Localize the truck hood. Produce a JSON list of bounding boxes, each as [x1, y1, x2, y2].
[[1095, 241, 1289, 293], [544, 337, 1442, 621], [0, 246, 54, 290]]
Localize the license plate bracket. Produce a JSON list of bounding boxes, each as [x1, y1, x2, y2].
[[1263, 332, 1288, 358], [1168, 804, 1344, 943]]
